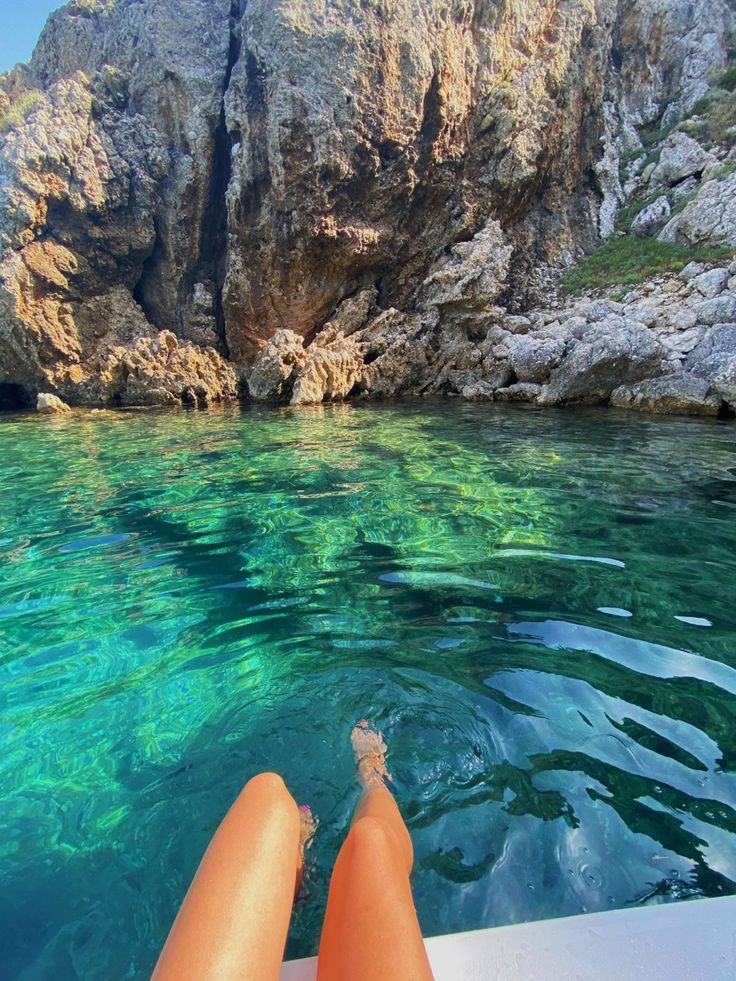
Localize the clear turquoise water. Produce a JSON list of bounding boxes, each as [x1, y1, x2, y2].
[[1, 401, 735, 978]]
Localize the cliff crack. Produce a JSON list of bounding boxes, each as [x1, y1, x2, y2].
[[187, 0, 245, 354]]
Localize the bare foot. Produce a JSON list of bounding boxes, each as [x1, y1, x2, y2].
[[350, 719, 391, 789], [298, 804, 318, 863], [295, 804, 318, 899]]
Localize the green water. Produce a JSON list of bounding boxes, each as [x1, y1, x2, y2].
[[1, 401, 735, 978]]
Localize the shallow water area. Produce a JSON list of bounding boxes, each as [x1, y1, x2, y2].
[[1, 401, 735, 978]]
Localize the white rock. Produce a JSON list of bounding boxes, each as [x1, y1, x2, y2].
[[692, 268, 730, 299], [667, 308, 699, 332], [650, 132, 714, 187], [37, 393, 71, 414], [631, 196, 671, 238], [641, 162, 656, 184], [461, 381, 495, 400], [661, 326, 705, 353], [611, 375, 721, 416], [558, 315, 588, 334], [680, 261, 706, 281], [694, 295, 736, 325], [670, 176, 699, 201], [659, 173, 736, 249], [505, 334, 566, 383]]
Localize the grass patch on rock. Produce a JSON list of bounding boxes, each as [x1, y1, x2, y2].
[[716, 64, 736, 93], [688, 87, 736, 147], [560, 237, 734, 296], [0, 90, 43, 133]]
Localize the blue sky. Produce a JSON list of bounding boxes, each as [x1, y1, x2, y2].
[[1, 1, 64, 73]]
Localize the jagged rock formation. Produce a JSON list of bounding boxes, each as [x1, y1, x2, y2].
[[248, 254, 736, 416], [0, 0, 734, 414]]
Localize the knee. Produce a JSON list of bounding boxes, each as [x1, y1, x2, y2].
[[349, 816, 394, 854], [242, 771, 297, 817], [247, 771, 288, 795], [349, 816, 412, 872]]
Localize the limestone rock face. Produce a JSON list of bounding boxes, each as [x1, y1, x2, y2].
[[505, 334, 566, 384], [631, 196, 671, 238], [686, 325, 736, 381], [659, 173, 736, 250], [610, 375, 721, 416], [0, 0, 734, 412], [539, 319, 667, 404], [220, 0, 615, 356], [649, 132, 715, 188], [247, 330, 307, 402]]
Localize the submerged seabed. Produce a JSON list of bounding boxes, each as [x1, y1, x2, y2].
[[1, 401, 735, 977]]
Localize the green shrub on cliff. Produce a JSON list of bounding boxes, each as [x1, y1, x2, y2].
[[716, 64, 736, 93], [0, 91, 43, 133], [560, 237, 733, 295], [688, 85, 736, 147]]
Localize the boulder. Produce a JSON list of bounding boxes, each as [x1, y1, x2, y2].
[[665, 307, 699, 333], [631, 196, 671, 238], [503, 316, 534, 335], [679, 261, 706, 282], [96, 332, 239, 407], [461, 381, 496, 400], [686, 324, 736, 380], [421, 221, 512, 319], [505, 334, 566, 383], [326, 288, 378, 336], [693, 296, 736, 326], [659, 173, 736, 249], [610, 375, 721, 415], [494, 382, 542, 402], [540, 319, 666, 404], [691, 268, 730, 299], [291, 330, 364, 405], [649, 132, 714, 187], [712, 358, 736, 407], [356, 310, 433, 398], [661, 326, 706, 355], [36, 393, 71, 414], [247, 330, 306, 401]]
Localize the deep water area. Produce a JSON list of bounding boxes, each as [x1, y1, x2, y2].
[[1, 401, 735, 978]]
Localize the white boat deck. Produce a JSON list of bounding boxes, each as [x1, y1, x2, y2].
[[280, 895, 736, 980]]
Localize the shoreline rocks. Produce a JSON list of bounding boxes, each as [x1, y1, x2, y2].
[[0, 0, 735, 418], [36, 393, 71, 414]]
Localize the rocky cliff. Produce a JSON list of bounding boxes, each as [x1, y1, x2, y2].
[[0, 0, 735, 414]]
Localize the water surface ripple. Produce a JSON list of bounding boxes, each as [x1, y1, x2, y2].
[[1, 402, 735, 977]]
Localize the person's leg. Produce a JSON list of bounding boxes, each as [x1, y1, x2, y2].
[[153, 772, 301, 981], [317, 723, 434, 981]]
